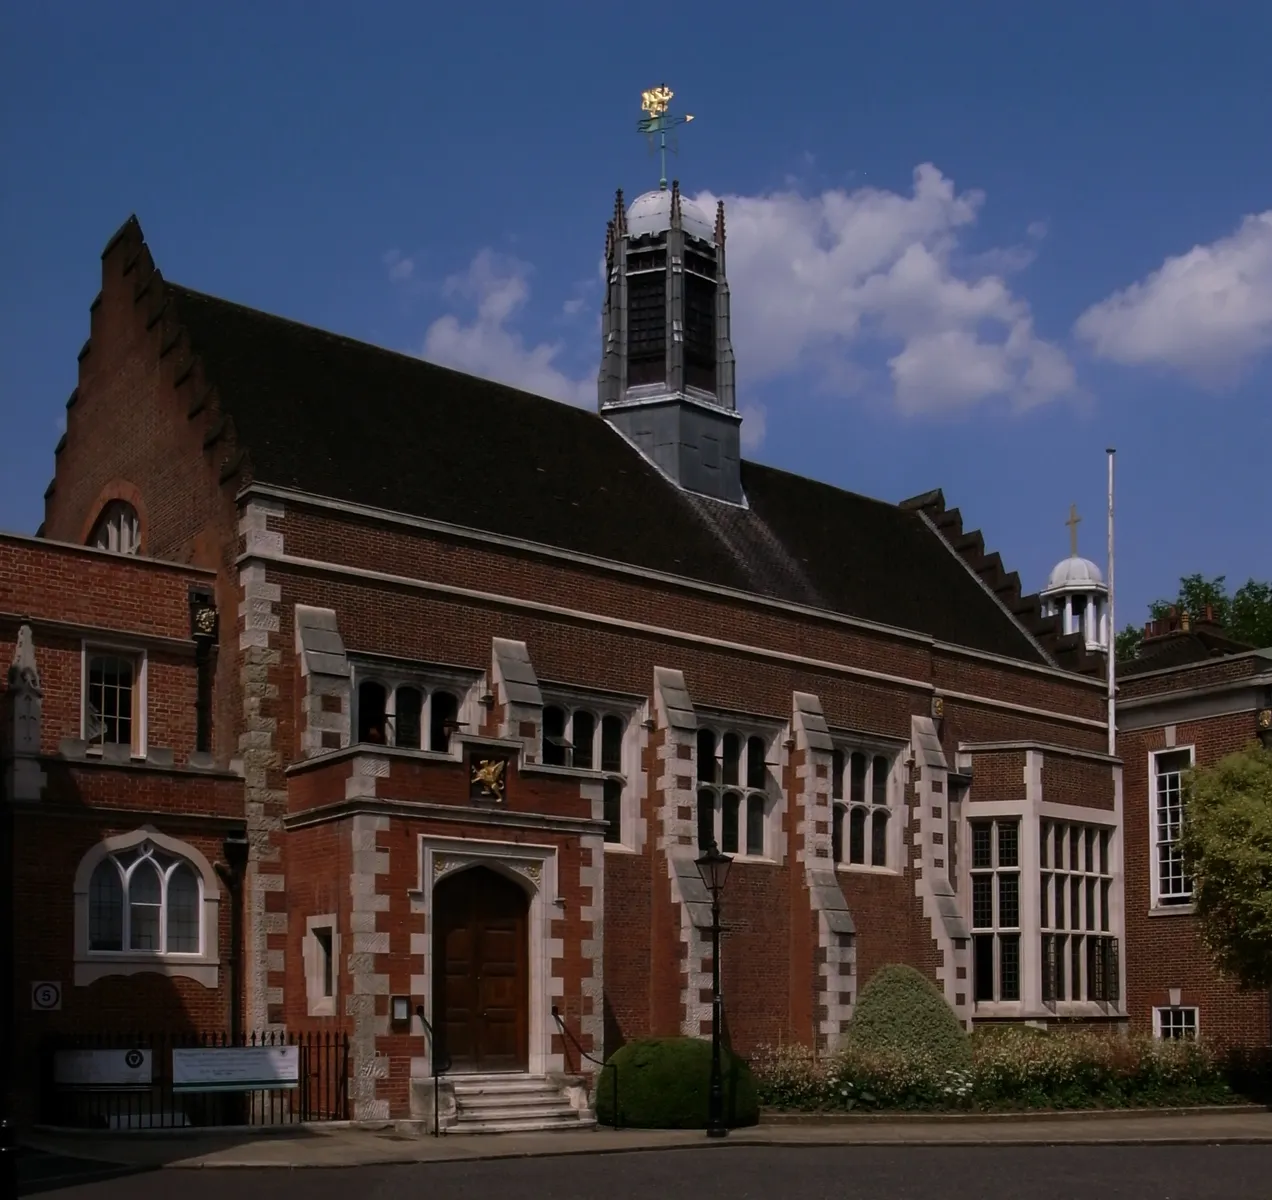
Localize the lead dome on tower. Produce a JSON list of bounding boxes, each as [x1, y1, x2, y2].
[[626, 188, 716, 242], [1046, 556, 1105, 591]]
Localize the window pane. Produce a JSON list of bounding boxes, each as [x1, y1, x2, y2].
[[998, 873, 1019, 928], [357, 681, 387, 744], [721, 733, 740, 786], [429, 690, 459, 753], [1100, 829, 1110, 876], [870, 809, 888, 867], [871, 756, 888, 806], [973, 934, 995, 1002], [999, 934, 1020, 1001], [1085, 829, 1094, 874], [1039, 822, 1050, 869], [572, 711, 596, 769], [1071, 934, 1082, 997], [849, 807, 866, 864], [971, 823, 992, 870], [542, 706, 567, 767], [697, 789, 715, 852], [831, 750, 844, 800], [832, 803, 845, 864], [603, 778, 623, 844], [129, 861, 162, 951], [1101, 880, 1111, 932], [89, 859, 123, 951], [166, 863, 200, 952], [1040, 874, 1050, 927], [394, 687, 423, 749], [972, 876, 993, 928], [1056, 935, 1067, 1000], [746, 737, 767, 790], [850, 753, 867, 805], [1055, 877, 1066, 929], [1071, 880, 1081, 929], [1069, 829, 1080, 872], [721, 792, 740, 854], [697, 730, 717, 783], [600, 716, 624, 773], [997, 821, 1019, 868], [88, 655, 135, 749], [315, 927, 334, 997], [746, 793, 765, 856]]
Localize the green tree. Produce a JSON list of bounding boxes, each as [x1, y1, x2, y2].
[[1177, 743, 1272, 989], [1116, 574, 1272, 661]]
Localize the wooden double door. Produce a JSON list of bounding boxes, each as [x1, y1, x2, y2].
[[433, 866, 530, 1073]]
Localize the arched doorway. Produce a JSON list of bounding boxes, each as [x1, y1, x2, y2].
[[432, 866, 530, 1073]]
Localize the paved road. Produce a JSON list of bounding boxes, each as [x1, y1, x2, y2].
[[25, 1145, 1272, 1199]]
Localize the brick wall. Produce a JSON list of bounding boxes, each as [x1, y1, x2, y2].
[[1122, 708, 1270, 1047]]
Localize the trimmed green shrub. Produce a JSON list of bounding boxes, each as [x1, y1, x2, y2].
[[848, 964, 970, 1066], [596, 1037, 759, 1129]]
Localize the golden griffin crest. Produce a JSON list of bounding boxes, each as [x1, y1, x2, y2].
[[471, 758, 507, 802]]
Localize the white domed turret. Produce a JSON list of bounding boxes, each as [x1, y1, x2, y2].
[[1041, 507, 1110, 651]]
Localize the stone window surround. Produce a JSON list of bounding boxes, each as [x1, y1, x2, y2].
[[694, 715, 783, 863], [303, 913, 340, 1018], [1148, 744, 1196, 913], [539, 685, 643, 853], [73, 826, 221, 988], [81, 639, 148, 759], [962, 787, 1125, 1023], [409, 836, 564, 1078], [350, 659, 481, 752], [829, 738, 905, 875]]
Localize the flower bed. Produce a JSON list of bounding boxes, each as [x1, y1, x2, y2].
[[753, 1029, 1249, 1113]]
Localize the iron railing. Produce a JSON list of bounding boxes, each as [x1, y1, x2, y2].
[[551, 1006, 618, 1129], [414, 1005, 450, 1137], [40, 1029, 348, 1130]]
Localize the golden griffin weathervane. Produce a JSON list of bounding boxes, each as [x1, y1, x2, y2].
[[638, 83, 694, 191]]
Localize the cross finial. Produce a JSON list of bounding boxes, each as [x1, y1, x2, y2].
[[1065, 504, 1081, 557], [638, 84, 695, 191]]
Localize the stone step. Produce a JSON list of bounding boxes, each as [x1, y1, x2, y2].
[[458, 1091, 574, 1111], [456, 1101, 581, 1123], [448, 1113, 597, 1135], [451, 1074, 552, 1092]]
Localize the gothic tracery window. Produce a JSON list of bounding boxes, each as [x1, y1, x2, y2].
[[88, 842, 202, 955], [89, 501, 141, 555]]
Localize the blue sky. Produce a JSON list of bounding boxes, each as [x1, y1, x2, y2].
[[3, 1, 1269, 631]]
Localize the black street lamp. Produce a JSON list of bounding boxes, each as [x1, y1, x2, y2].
[[694, 840, 732, 1139]]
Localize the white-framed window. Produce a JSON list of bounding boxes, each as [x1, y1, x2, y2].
[[830, 748, 898, 870], [1040, 820, 1118, 1004], [89, 501, 141, 555], [1151, 747, 1195, 907], [695, 728, 773, 859], [970, 818, 1022, 1003], [1154, 1006, 1198, 1040], [73, 828, 221, 987], [82, 643, 146, 756], [541, 703, 629, 845], [354, 672, 472, 753]]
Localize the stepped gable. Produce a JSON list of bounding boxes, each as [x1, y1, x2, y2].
[[76, 225, 1045, 663], [901, 489, 1106, 678]]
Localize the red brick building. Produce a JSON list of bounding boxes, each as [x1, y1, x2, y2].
[[1117, 609, 1272, 1047], [5, 191, 1160, 1128]]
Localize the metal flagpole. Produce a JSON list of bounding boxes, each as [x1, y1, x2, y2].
[[1106, 448, 1117, 757]]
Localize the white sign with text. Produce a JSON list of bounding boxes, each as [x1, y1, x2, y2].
[[171, 1045, 300, 1092], [54, 1048, 152, 1088]]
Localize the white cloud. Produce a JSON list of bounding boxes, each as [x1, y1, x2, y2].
[[693, 164, 1074, 413], [383, 249, 415, 283], [422, 250, 593, 408], [1074, 211, 1272, 381], [410, 163, 1074, 440]]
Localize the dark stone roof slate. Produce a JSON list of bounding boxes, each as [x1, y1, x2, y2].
[[167, 283, 1045, 664]]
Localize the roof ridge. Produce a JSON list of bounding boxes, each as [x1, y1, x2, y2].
[[167, 281, 604, 426]]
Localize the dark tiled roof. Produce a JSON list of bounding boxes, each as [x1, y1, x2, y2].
[[1120, 628, 1255, 676], [168, 283, 1045, 664]]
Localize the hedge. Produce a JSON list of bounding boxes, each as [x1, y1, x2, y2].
[[847, 964, 970, 1067], [596, 1036, 760, 1129]]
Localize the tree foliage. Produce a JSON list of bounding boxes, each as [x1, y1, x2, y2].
[[1117, 574, 1272, 661], [1177, 743, 1272, 989]]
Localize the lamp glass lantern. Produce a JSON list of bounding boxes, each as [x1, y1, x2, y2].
[[695, 841, 732, 900]]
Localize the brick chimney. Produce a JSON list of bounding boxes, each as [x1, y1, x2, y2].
[[1142, 604, 1222, 643]]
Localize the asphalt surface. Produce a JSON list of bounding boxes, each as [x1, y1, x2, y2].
[[23, 1145, 1272, 1199]]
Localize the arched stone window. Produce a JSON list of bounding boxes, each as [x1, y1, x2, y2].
[[541, 703, 631, 846], [89, 501, 141, 555], [695, 726, 773, 858], [73, 829, 221, 987]]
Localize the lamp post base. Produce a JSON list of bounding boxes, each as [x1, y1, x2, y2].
[[706, 1125, 728, 1139]]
